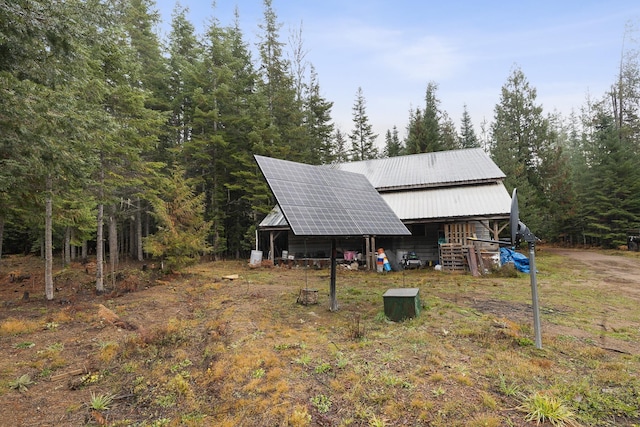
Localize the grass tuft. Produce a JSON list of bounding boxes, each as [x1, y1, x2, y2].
[[0, 318, 39, 336], [89, 392, 115, 411], [519, 391, 577, 426]]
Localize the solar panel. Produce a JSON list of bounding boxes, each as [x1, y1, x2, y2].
[[255, 155, 411, 237]]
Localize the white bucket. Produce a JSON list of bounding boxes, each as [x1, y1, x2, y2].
[[250, 250, 263, 266]]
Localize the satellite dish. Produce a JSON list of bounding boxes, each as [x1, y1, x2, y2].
[[510, 188, 520, 245], [510, 188, 537, 246]]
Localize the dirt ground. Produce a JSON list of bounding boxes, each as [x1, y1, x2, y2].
[[547, 247, 640, 299], [0, 248, 639, 426]]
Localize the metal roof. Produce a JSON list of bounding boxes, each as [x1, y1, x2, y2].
[[329, 148, 505, 192], [259, 149, 511, 229], [381, 181, 511, 222], [259, 205, 288, 229], [260, 182, 511, 228]]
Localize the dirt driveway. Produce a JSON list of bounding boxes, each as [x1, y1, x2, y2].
[[545, 247, 640, 302]]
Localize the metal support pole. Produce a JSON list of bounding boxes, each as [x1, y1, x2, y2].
[[529, 242, 542, 349], [329, 239, 338, 311]]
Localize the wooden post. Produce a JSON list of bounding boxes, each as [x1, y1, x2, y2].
[[370, 236, 376, 271], [364, 236, 371, 271], [269, 231, 275, 261]]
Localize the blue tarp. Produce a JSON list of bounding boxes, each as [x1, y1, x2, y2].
[[500, 247, 530, 273]]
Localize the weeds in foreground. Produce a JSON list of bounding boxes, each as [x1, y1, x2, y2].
[[348, 314, 366, 339], [89, 392, 115, 411], [519, 391, 578, 426], [0, 318, 39, 335], [1, 254, 639, 426], [311, 394, 332, 413], [8, 374, 33, 392], [498, 373, 520, 396]]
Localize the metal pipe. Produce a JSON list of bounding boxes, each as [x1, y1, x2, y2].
[[529, 242, 542, 349]]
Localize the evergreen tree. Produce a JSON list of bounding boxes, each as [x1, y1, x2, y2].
[[405, 82, 446, 153], [119, 0, 169, 262], [333, 128, 350, 163], [256, 0, 303, 160], [0, 0, 102, 295], [349, 87, 379, 160], [383, 126, 403, 157], [144, 166, 211, 271], [423, 81, 442, 151], [489, 66, 555, 234], [304, 65, 335, 164], [459, 104, 480, 148], [405, 107, 426, 154], [439, 111, 459, 151], [121, 0, 169, 112], [578, 106, 640, 247], [183, 12, 233, 259], [83, 0, 164, 291], [166, 4, 201, 160]]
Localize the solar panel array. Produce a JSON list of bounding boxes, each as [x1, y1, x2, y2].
[[255, 155, 411, 237]]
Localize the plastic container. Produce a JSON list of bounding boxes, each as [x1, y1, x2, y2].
[[250, 250, 263, 266]]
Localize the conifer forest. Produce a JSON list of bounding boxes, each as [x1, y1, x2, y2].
[[2, 0, 640, 296]]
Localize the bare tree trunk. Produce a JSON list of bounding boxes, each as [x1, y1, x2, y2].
[[109, 205, 118, 288], [136, 198, 143, 261], [144, 208, 149, 259], [96, 202, 104, 292], [64, 227, 71, 266], [45, 175, 54, 300], [82, 240, 88, 261], [70, 229, 76, 261], [96, 160, 105, 293], [0, 215, 4, 272], [129, 218, 135, 259]]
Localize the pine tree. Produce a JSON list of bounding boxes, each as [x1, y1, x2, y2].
[[582, 108, 640, 246], [333, 128, 350, 163], [405, 82, 446, 153], [349, 87, 378, 160], [166, 4, 201, 159], [257, 0, 303, 160], [490, 66, 554, 234], [83, 0, 164, 291], [405, 107, 426, 154], [383, 126, 403, 157], [144, 167, 211, 271], [439, 111, 459, 151], [224, 9, 274, 258], [459, 104, 480, 148], [304, 65, 335, 164], [0, 0, 103, 296], [423, 81, 442, 151]]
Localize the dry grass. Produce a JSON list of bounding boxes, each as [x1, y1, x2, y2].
[[0, 318, 40, 336], [0, 252, 639, 426]]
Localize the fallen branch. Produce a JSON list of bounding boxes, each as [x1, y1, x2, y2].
[[50, 368, 87, 382]]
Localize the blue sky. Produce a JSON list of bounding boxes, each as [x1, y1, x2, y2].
[[154, 0, 640, 146]]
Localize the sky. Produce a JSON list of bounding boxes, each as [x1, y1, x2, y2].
[[153, 0, 640, 147]]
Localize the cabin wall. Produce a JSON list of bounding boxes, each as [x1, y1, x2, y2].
[[263, 220, 499, 266]]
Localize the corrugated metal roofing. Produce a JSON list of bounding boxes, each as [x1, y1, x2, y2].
[[259, 205, 287, 228], [259, 149, 511, 229], [330, 148, 505, 191], [381, 182, 511, 221], [260, 182, 511, 227]]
